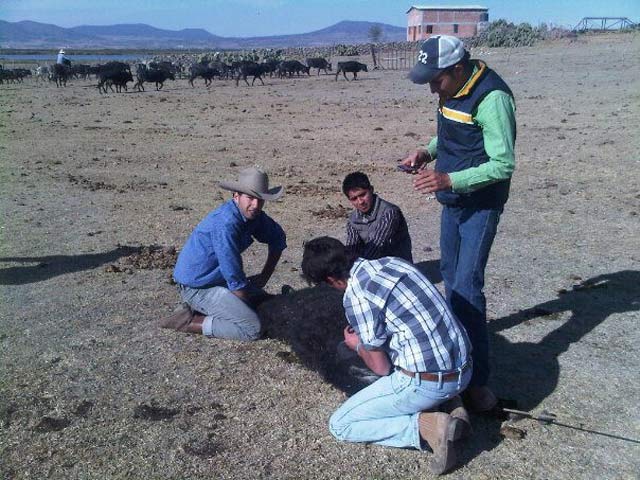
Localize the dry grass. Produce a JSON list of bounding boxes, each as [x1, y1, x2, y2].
[[1, 33, 639, 479]]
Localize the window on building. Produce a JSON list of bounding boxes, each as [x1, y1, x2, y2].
[[418, 25, 422, 34], [453, 24, 459, 33], [481, 13, 489, 21], [426, 25, 433, 34]]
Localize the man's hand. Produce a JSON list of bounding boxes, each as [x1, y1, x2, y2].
[[343, 326, 360, 350], [413, 169, 452, 193], [399, 149, 431, 172], [248, 249, 282, 290], [343, 325, 392, 376], [231, 288, 251, 303], [232, 287, 274, 308]]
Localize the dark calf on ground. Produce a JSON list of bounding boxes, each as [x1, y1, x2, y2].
[[335, 61, 368, 81]]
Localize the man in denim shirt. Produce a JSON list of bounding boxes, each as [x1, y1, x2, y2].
[[161, 167, 286, 341], [56, 48, 70, 65]]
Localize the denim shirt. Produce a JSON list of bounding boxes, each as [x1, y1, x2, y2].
[[173, 200, 286, 290]]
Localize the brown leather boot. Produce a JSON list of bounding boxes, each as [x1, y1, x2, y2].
[[419, 411, 465, 475], [440, 395, 472, 438], [159, 304, 194, 331], [463, 386, 498, 413]]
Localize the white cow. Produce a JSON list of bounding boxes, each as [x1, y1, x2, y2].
[[34, 65, 51, 82]]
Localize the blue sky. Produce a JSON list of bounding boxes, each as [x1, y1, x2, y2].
[[2, 0, 639, 36]]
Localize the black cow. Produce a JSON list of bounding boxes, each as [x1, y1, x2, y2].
[[235, 61, 268, 86], [306, 57, 332, 75], [0, 69, 20, 84], [90, 61, 131, 81], [278, 60, 309, 78], [261, 59, 281, 78], [98, 68, 134, 94], [52, 63, 72, 87], [188, 63, 220, 87], [210, 61, 234, 79], [335, 61, 368, 81], [148, 61, 180, 76], [134, 65, 175, 91], [71, 64, 91, 80], [95, 61, 131, 74], [7, 68, 31, 82]]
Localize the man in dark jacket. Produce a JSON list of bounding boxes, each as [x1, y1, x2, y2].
[[400, 35, 516, 413]]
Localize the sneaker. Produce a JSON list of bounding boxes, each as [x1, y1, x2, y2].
[[159, 304, 194, 331], [419, 411, 465, 475]]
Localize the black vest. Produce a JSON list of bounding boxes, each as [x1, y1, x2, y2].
[[435, 61, 515, 208]]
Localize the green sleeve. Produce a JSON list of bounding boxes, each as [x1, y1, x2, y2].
[[426, 137, 438, 160], [448, 90, 516, 193]]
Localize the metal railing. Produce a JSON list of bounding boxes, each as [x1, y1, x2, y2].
[[572, 17, 637, 31]]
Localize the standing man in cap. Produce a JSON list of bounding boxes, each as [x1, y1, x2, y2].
[[161, 167, 286, 341], [399, 35, 516, 413]]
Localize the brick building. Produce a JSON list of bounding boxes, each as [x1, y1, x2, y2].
[[407, 5, 489, 40]]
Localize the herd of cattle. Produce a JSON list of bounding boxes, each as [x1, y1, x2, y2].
[[0, 57, 369, 93]]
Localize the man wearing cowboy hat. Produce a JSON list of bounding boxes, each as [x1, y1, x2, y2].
[[56, 48, 70, 66], [161, 167, 286, 341]]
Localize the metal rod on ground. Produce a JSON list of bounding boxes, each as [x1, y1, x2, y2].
[[501, 408, 640, 444]]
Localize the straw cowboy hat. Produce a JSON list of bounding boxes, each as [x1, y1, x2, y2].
[[219, 167, 283, 201]]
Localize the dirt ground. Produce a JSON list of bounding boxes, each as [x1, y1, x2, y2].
[[1, 33, 639, 479]]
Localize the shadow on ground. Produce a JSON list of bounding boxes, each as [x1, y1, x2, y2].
[[259, 269, 639, 464], [458, 269, 640, 464], [414, 259, 443, 285], [257, 258, 440, 395], [0, 246, 138, 285], [259, 284, 376, 395]]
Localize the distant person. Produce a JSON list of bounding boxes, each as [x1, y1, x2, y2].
[[342, 171, 413, 262], [160, 167, 286, 341], [56, 48, 71, 66], [399, 35, 516, 413], [301, 236, 472, 475]]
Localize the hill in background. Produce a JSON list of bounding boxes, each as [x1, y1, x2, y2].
[[0, 20, 406, 49]]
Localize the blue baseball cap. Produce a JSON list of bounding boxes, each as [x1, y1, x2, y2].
[[409, 35, 467, 84]]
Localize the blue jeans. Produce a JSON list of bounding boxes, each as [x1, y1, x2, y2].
[[329, 367, 471, 449], [178, 284, 261, 341], [440, 206, 502, 387]]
